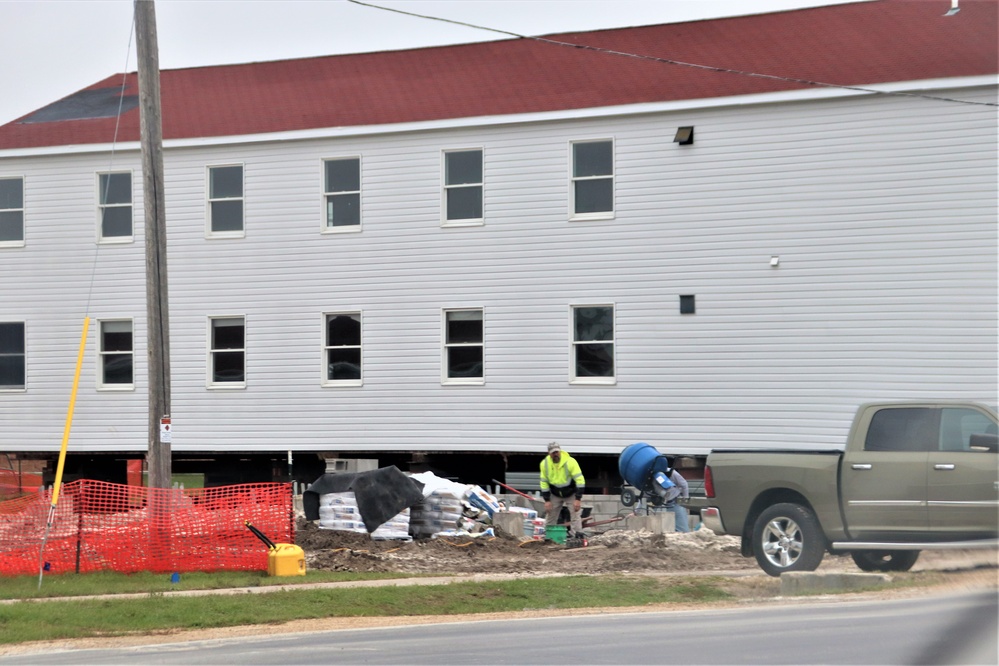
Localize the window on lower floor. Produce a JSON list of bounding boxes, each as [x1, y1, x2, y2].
[[571, 139, 614, 219], [324, 312, 362, 384], [209, 316, 245, 386], [0, 322, 25, 389], [443, 149, 483, 225], [208, 165, 244, 236], [98, 172, 132, 241], [99, 319, 133, 388], [0, 177, 24, 247], [443, 308, 483, 383], [571, 305, 615, 382], [323, 157, 361, 231]]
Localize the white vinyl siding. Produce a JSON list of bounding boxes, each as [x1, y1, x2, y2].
[[0, 84, 994, 455]]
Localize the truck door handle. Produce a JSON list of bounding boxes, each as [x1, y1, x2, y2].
[[934, 464, 955, 470], [851, 464, 872, 470]]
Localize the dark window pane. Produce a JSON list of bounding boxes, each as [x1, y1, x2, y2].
[[865, 408, 938, 452], [574, 179, 613, 214], [446, 150, 482, 185], [446, 186, 482, 220], [446, 312, 482, 343], [102, 353, 133, 384], [328, 348, 361, 381], [101, 207, 132, 237], [326, 314, 361, 346], [325, 159, 359, 192], [210, 166, 242, 198], [102, 322, 132, 352], [211, 200, 243, 232], [213, 351, 245, 383], [99, 173, 131, 205], [573, 141, 612, 177], [574, 307, 613, 342], [327, 193, 360, 227], [212, 320, 244, 349], [448, 346, 483, 378], [575, 343, 614, 377], [0, 211, 23, 242], [0, 323, 25, 353], [0, 356, 25, 388], [0, 178, 23, 209]]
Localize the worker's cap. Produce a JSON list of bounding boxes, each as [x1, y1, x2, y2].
[[547, 441, 561, 453]]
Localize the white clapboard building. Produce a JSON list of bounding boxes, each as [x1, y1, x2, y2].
[[0, 2, 996, 488]]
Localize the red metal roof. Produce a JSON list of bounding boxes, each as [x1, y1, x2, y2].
[[1, 0, 995, 150]]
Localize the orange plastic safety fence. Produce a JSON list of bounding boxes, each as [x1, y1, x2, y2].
[[0, 480, 294, 577]]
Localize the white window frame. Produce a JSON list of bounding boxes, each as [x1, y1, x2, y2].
[[569, 304, 616, 385], [569, 138, 615, 221], [442, 148, 484, 227], [0, 176, 25, 248], [207, 315, 246, 388], [442, 308, 484, 385], [0, 320, 26, 391], [97, 318, 134, 390], [206, 164, 245, 238], [322, 156, 362, 234], [97, 170, 133, 243], [322, 311, 363, 387]]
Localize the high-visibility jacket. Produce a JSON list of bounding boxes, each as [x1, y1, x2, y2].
[[539, 451, 585, 500]]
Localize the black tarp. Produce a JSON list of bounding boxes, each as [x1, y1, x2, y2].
[[303, 466, 425, 533]]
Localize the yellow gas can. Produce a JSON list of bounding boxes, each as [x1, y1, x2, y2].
[[267, 543, 306, 577]]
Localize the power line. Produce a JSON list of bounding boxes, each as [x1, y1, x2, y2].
[[346, 0, 997, 108]]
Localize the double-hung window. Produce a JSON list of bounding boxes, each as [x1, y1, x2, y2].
[[0, 322, 25, 390], [98, 319, 133, 388], [209, 316, 245, 386], [0, 177, 24, 247], [324, 312, 362, 385], [443, 149, 483, 225], [570, 139, 614, 219], [323, 157, 361, 231], [208, 165, 244, 236], [571, 305, 615, 383], [443, 308, 483, 383], [98, 172, 132, 241]]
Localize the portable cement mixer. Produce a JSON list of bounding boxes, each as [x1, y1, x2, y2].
[[617, 442, 677, 508]]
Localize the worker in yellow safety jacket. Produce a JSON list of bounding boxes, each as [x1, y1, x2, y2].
[[540, 441, 586, 535]]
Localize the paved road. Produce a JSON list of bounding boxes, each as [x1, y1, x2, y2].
[[2, 589, 995, 665]]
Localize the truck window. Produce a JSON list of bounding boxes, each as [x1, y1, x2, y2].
[[864, 407, 938, 452], [939, 408, 996, 452]]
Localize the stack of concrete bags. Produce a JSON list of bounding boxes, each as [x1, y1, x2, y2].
[[408, 472, 504, 538], [317, 491, 411, 540], [505, 506, 546, 539]]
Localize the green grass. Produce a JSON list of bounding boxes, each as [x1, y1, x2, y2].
[[0, 575, 730, 645]]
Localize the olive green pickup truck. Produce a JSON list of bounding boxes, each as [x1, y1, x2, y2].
[[701, 402, 999, 576]]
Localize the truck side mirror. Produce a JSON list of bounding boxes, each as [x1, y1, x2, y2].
[[968, 433, 998, 453]]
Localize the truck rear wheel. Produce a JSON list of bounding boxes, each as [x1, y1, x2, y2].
[[752, 503, 825, 577], [851, 550, 920, 572]]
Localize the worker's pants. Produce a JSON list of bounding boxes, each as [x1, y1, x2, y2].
[[666, 502, 690, 533], [547, 494, 583, 534]]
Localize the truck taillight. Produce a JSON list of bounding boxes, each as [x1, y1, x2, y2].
[[704, 465, 715, 498]]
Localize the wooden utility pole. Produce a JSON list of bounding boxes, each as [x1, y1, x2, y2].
[[135, 0, 172, 489]]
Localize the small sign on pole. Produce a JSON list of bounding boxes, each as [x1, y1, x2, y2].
[[160, 416, 172, 444]]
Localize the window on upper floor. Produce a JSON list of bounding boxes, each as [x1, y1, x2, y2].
[[324, 312, 362, 385], [209, 316, 245, 387], [570, 139, 614, 220], [443, 149, 483, 225], [98, 172, 133, 241], [571, 304, 615, 383], [208, 165, 244, 237], [98, 319, 133, 389], [323, 157, 361, 232], [0, 177, 24, 247], [0, 322, 25, 390], [443, 308, 483, 383]]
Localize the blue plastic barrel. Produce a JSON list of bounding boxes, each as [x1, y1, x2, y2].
[[618, 442, 671, 488]]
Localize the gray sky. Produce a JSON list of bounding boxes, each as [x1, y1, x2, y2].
[[0, 0, 870, 127]]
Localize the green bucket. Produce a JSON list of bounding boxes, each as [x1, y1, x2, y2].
[[545, 525, 567, 544]]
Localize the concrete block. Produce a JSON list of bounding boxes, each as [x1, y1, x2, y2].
[[781, 572, 891, 595], [493, 512, 527, 538], [625, 514, 675, 533]]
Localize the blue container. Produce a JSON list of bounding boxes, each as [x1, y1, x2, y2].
[[618, 442, 671, 488]]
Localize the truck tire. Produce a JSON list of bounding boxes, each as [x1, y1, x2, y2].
[[752, 503, 825, 577], [850, 550, 920, 572]]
